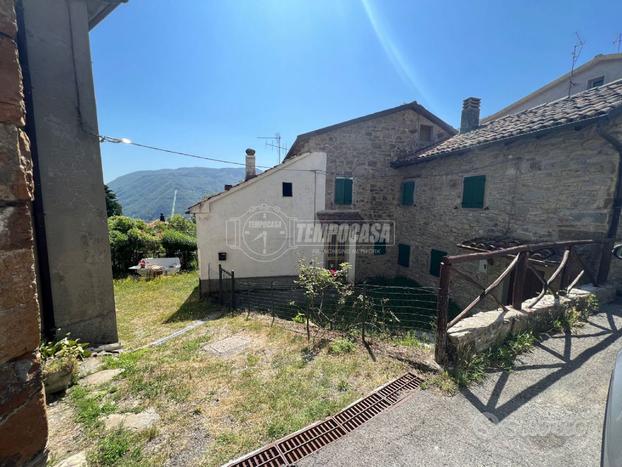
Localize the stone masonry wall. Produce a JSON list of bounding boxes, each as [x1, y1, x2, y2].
[[293, 108, 451, 281], [393, 120, 622, 308], [0, 1, 48, 464]]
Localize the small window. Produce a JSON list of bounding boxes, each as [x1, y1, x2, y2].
[[401, 180, 415, 206], [398, 244, 410, 267], [335, 177, 353, 205], [374, 240, 386, 255], [430, 249, 447, 277], [282, 182, 293, 197], [462, 175, 486, 209], [588, 76, 604, 89], [420, 124, 433, 143]]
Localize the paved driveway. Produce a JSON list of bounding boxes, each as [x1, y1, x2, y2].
[[300, 301, 622, 466]]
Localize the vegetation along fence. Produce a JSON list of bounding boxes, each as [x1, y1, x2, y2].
[[434, 239, 607, 364], [235, 276, 457, 339]]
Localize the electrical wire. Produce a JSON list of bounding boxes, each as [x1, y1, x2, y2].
[[98, 135, 326, 174]]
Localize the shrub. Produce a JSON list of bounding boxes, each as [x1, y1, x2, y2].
[[40, 334, 91, 383], [328, 338, 356, 354], [107, 215, 197, 276]]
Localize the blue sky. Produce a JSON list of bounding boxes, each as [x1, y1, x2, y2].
[[92, 0, 622, 182]]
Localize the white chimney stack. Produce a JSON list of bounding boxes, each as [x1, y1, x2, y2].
[[245, 148, 256, 181]]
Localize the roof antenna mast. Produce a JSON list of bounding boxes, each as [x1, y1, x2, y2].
[[257, 133, 288, 164], [614, 33, 622, 53], [568, 32, 584, 97]]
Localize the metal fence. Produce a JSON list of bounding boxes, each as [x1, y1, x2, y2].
[[236, 280, 446, 337]]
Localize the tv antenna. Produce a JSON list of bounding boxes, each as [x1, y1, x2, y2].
[[614, 33, 622, 53], [568, 32, 584, 97], [257, 133, 288, 164]]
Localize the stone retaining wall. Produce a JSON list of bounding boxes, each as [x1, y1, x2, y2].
[[447, 284, 618, 358], [0, 1, 47, 464]]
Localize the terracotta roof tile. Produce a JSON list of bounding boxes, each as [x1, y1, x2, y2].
[[393, 79, 622, 167]]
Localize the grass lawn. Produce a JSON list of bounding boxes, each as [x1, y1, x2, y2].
[[113, 272, 215, 349], [48, 272, 422, 466]]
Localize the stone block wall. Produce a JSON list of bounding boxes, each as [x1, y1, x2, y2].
[[448, 283, 618, 359], [292, 107, 452, 281], [0, 0, 47, 464]]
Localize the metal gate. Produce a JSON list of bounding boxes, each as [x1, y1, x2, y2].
[[218, 264, 236, 310]]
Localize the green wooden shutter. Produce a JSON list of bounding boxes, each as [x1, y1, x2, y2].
[[430, 249, 447, 277], [335, 177, 352, 205], [343, 178, 352, 205], [374, 240, 386, 255], [335, 178, 344, 204], [401, 181, 415, 205], [398, 244, 411, 267], [462, 175, 486, 208]]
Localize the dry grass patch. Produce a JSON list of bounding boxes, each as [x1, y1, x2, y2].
[[102, 315, 411, 465], [49, 274, 427, 466]]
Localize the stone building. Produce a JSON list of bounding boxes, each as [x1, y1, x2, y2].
[[284, 102, 456, 280], [390, 81, 622, 306]]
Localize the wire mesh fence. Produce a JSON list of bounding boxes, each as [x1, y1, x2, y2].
[[236, 281, 451, 336]]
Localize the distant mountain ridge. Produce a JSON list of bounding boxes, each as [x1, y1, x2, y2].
[[108, 167, 247, 220]]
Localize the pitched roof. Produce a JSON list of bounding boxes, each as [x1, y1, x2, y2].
[[484, 53, 622, 122], [284, 101, 457, 160], [393, 78, 622, 168], [187, 153, 313, 212]]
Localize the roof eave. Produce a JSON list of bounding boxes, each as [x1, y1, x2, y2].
[[392, 112, 616, 168], [87, 0, 126, 30]]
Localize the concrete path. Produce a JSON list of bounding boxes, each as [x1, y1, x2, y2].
[[300, 301, 622, 467]]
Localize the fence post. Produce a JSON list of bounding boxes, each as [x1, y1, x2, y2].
[[230, 270, 236, 312], [511, 252, 529, 310], [559, 246, 572, 292], [218, 264, 223, 305], [597, 239, 613, 286], [435, 260, 451, 365]]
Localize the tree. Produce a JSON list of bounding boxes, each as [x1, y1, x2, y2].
[[105, 185, 122, 217]]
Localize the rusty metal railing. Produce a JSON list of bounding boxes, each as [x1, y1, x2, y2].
[[434, 239, 608, 364]]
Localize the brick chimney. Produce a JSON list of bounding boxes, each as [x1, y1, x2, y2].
[[460, 97, 481, 133], [245, 148, 256, 181]]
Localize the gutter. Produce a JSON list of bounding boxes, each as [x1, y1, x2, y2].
[[15, 0, 56, 339], [596, 118, 622, 284], [596, 119, 622, 239]]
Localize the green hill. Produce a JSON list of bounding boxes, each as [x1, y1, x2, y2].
[[108, 167, 247, 220]]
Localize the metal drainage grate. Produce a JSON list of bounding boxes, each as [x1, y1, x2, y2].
[[226, 372, 423, 467], [278, 419, 347, 464]]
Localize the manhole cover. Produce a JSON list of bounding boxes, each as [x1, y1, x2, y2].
[[203, 335, 251, 357]]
